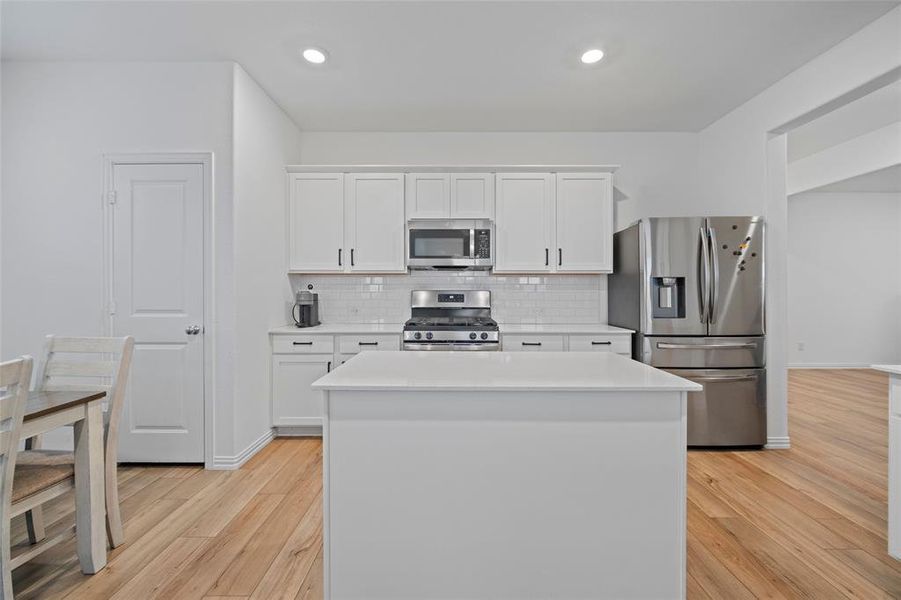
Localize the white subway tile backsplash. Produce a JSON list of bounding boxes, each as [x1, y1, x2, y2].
[[291, 274, 608, 324]]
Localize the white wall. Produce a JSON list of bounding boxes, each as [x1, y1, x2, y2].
[[298, 131, 700, 231], [0, 61, 241, 460], [231, 65, 302, 458], [697, 7, 901, 447], [788, 192, 901, 367]]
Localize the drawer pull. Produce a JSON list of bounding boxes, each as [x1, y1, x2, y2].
[[522, 342, 542, 347], [591, 341, 612, 346], [358, 342, 379, 346], [292, 341, 314, 346]]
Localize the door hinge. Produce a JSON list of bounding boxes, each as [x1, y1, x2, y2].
[[108, 300, 117, 316], [106, 190, 118, 205]]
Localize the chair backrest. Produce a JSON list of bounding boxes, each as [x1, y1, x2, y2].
[[0, 356, 33, 526], [36, 336, 134, 452]]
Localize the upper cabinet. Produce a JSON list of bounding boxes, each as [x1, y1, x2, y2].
[[287, 167, 614, 275], [288, 172, 405, 274], [495, 173, 555, 272], [288, 173, 344, 273], [405, 173, 494, 220], [495, 172, 613, 274], [556, 173, 613, 273], [345, 173, 406, 273]]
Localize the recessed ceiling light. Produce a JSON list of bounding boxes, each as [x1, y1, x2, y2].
[[580, 49, 605, 65], [302, 47, 328, 64]]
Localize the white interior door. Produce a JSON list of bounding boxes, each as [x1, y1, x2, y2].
[[112, 162, 205, 462]]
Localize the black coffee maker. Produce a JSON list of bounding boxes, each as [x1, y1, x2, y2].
[[293, 286, 321, 328]]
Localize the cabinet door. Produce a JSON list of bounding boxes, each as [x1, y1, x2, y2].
[[288, 173, 344, 272], [555, 173, 613, 273], [450, 173, 495, 219], [494, 173, 555, 272], [345, 173, 406, 272], [271, 354, 332, 427], [405, 173, 450, 219]]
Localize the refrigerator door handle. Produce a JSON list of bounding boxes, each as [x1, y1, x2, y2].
[[656, 342, 758, 350], [698, 227, 710, 323], [707, 226, 719, 324]]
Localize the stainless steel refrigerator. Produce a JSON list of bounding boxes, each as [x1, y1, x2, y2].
[[608, 217, 766, 446]]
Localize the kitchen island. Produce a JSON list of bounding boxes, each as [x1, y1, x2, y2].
[[312, 351, 701, 599], [874, 364, 901, 559]]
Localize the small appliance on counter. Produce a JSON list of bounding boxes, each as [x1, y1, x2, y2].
[[608, 216, 766, 447], [293, 286, 320, 328], [403, 290, 499, 350]]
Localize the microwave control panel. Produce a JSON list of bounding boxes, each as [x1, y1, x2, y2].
[[475, 229, 491, 258]]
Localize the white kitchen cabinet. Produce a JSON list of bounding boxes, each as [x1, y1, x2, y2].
[[345, 173, 406, 272], [405, 173, 450, 219], [555, 173, 613, 273], [406, 173, 494, 220], [494, 173, 555, 272], [338, 334, 401, 354], [502, 334, 565, 352], [271, 354, 332, 427], [287, 173, 344, 272]]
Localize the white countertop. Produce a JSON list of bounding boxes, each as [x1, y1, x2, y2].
[[873, 365, 901, 376], [501, 323, 633, 335], [269, 323, 633, 335], [312, 351, 701, 392], [270, 323, 404, 335]]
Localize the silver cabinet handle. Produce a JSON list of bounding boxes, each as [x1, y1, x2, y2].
[[522, 342, 542, 346], [656, 342, 756, 350], [591, 341, 612, 346]]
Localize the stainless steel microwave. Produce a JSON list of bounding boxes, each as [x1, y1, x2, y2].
[[407, 219, 494, 270]]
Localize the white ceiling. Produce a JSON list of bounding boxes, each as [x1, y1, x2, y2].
[[809, 164, 901, 193], [788, 80, 901, 162], [2, 1, 898, 132]]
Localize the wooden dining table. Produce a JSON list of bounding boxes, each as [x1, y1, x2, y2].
[[23, 390, 107, 573]]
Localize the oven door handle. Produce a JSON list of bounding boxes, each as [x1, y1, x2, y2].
[[656, 342, 757, 350]]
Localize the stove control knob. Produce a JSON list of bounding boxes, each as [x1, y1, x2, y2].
[[481, 332, 489, 340], [426, 332, 433, 340], [469, 332, 477, 340], [414, 332, 422, 340]]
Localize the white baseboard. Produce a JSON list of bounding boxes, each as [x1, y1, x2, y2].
[[765, 436, 791, 449], [275, 425, 323, 437], [788, 363, 874, 369], [210, 428, 275, 470]]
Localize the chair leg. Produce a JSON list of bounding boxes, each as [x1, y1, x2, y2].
[[105, 464, 123, 548], [25, 506, 46, 544]]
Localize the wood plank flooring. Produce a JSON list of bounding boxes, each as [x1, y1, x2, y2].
[[11, 368, 901, 598]]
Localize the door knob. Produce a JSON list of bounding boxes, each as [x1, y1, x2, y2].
[[185, 325, 201, 335]]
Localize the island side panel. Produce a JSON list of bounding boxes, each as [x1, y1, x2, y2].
[[323, 389, 686, 600], [890, 374, 901, 559]]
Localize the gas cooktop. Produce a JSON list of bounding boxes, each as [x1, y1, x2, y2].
[[402, 290, 500, 351]]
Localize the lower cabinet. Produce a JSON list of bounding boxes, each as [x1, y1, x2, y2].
[[271, 354, 332, 427], [503, 335, 565, 352], [502, 333, 631, 355]]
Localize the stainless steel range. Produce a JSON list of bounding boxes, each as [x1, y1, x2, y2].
[[403, 290, 500, 351]]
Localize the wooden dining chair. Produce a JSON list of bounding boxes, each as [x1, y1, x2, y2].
[[19, 336, 134, 549], [0, 356, 33, 599]]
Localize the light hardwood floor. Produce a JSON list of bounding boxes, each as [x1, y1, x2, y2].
[[11, 369, 901, 598]]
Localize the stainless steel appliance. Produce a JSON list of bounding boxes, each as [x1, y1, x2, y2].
[[608, 216, 766, 446], [407, 220, 493, 270], [403, 290, 500, 351], [292, 288, 321, 328]]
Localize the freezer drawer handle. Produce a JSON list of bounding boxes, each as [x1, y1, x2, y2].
[[656, 342, 757, 350], [693, 374, 757, 382]]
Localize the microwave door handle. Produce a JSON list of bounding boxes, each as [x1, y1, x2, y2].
[[470, 229, 475, 259], [698, 227, 710, 324]]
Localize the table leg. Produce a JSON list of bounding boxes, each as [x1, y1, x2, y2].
[[73, 399, 107, 573]]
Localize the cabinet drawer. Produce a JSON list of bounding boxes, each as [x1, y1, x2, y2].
[[569, 334, 631, 354], [272, 335, 334, 354], [502, 335, 565, 352], [338, 335, 400, 354]]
